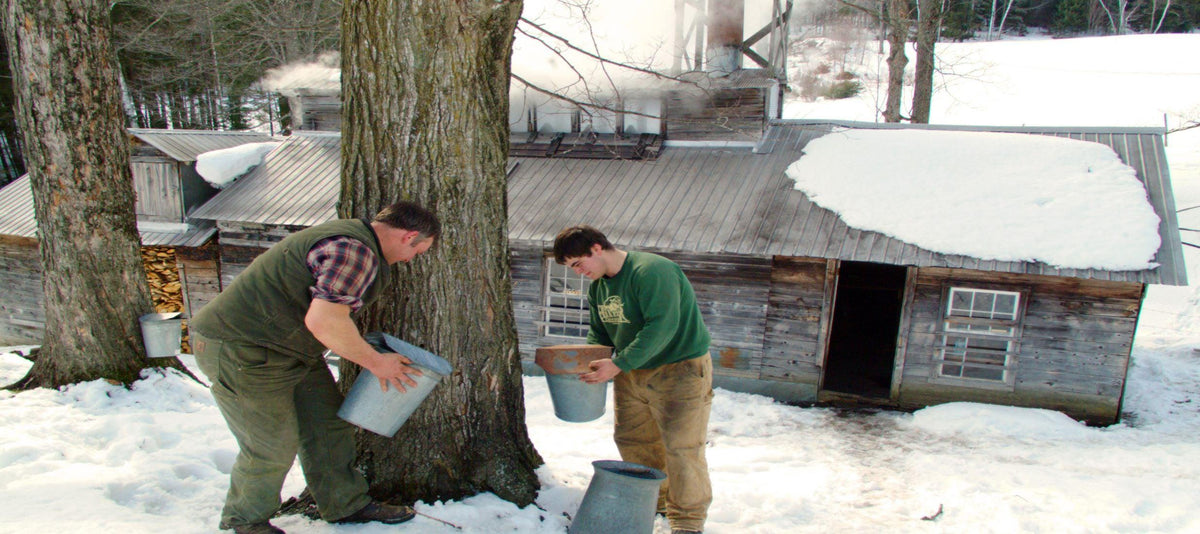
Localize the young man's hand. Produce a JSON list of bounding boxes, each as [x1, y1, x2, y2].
[[580, 358, 621, 384]]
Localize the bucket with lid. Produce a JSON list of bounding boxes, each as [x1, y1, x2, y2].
[[337, 332, 453, 437]]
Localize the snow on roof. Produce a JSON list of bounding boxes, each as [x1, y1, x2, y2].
[[785, 128, 1162, 271], [195, 142, 281, 189]]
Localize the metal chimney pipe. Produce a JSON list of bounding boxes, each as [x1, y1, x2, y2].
[[706, 0, 744, 76]]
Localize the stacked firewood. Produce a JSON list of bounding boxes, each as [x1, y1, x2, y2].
[[141, 246, 190, 353]]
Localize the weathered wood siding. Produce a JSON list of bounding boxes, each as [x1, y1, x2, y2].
[[679, 252, 771, 378], [761, 256, 830, 399], [0, 237, 44, 343], [510, 244, 546, 360], [132, 158, 184, 222], [664, 87, 769, 142], [897, 267, 1143, 425], [214, 221, 299, 286], [177, 240, 221, 315]]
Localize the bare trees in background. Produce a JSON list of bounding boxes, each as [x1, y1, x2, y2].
[[112, 0, 340, 130]]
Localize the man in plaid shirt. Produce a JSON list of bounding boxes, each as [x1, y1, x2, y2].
[[191, 201, 439, 534]]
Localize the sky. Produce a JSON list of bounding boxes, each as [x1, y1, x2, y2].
[[3, 29, 1200, 534]]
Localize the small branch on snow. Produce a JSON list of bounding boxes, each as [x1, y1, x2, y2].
[[921, 504, 944, 521]]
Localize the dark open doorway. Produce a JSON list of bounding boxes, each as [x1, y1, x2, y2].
[[822, 261, 907, 399]]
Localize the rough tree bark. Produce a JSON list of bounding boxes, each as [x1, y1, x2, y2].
[[911, 0, 942, 123], [883, 0, 910, 122], [339, 0, 542, 506], [1, 0, 156, 388]]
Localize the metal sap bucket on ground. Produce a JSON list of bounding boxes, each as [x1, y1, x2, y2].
[[139, 312, 183, 358], [569, 460, 667, 534], [535, 345, 612, 423], [337, 332, 453, 437]]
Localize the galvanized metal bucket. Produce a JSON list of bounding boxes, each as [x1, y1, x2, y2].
[[569, 460, 667, 534], [139, 312, 183, 358], [337, 332, 453, 437], [536, 345, 613, 423], [545, 373, 609, 422]]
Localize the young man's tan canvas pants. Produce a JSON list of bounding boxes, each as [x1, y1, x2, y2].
[[613, 353, 714, 532]]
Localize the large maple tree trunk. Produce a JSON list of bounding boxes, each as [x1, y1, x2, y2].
[[339, 0, 541, 506], [2, 0, 156, 388]]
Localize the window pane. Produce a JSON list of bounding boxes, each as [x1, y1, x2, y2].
[[995, 294, 1017, 315], [963, 366, 1004, 381], [941, 364, 963, 377], [972, 292, 995, 317], [963, 349, 1006, 366], [965, 337, 1009, 351], [950, 290, 972, 316]]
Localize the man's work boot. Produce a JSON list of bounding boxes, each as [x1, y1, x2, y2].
[[334, 501, 417, 525], [219, 520, 285, 534]]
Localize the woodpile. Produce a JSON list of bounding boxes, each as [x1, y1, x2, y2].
[[142, 245, 190, 353]]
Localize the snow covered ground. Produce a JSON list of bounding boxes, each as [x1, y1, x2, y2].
[[3, 32, 1200, 533]]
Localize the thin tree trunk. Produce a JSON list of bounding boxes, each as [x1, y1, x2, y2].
[[884, 0, 909, 122], [340, 0, 541, 507], [2, 0, 156, 389], [911, 0, 941, 123]]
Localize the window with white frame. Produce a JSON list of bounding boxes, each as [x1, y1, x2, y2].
[[541, 258, 592, 339], [936, 287, 1022, 384]]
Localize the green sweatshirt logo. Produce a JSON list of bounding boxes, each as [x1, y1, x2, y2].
[[598, 296, 630, 325]]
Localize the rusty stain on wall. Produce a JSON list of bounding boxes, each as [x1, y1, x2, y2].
[[719, 346, 740, 368]]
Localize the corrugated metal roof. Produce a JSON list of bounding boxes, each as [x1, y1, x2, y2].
[[0, 175, 36, 238], [0, 174, 217, 246], [129, 128, 275, 163], [510, 120, 1185, 285], [189, 132, 340, 226], [141, 222, 217, 247], [189, 121, 1185, 285]]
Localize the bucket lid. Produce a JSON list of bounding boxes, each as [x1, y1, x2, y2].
[[369, 332, 454, 376]]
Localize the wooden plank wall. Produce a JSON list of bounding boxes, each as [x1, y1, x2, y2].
[[215, 222, 297, 287], [177, 241, 222, 315], [132, 159, 184, 222], [510, 244, 548, 360], [664, 87, 768, 142], [0, 238, 44, 344], [897, 267, 1143, 425], [677, 252, 771, 378], [761, 256, 828, 398]]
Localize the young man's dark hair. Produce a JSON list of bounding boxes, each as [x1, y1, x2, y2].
[[374, 201, 441, 239], [553, 225, 614, 264]]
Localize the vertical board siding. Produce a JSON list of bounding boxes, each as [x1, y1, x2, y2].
[[675, 252, 771, 378], [761, 256, 826, 391], [0, 239, 44, 343], [897, 267, 1143, 424], [132, 160, 184, 222], [177, 241, 222, 315], [510, 244, 547, 360]]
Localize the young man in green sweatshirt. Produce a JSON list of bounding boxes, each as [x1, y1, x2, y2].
[[554, 225, 713, 534]]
